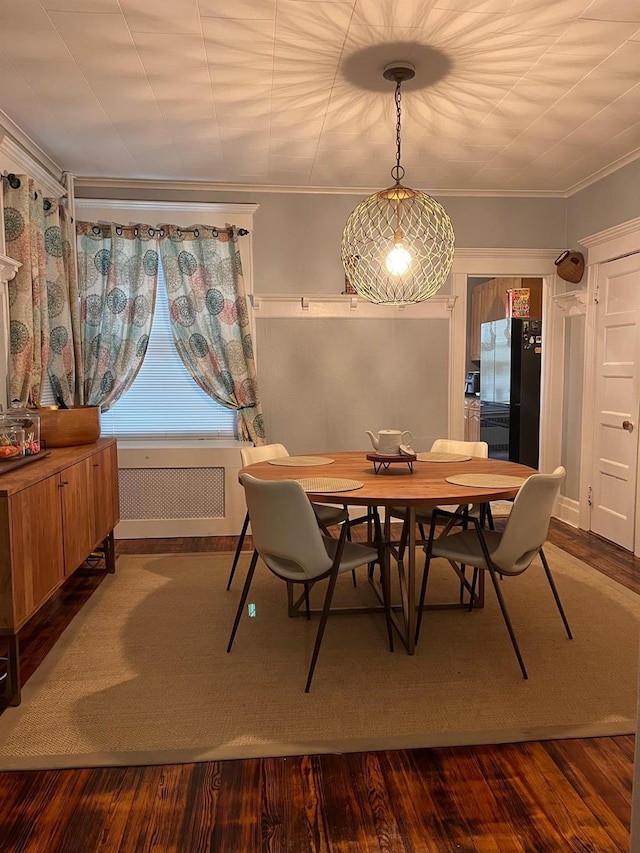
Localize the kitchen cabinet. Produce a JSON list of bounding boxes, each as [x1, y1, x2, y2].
[[0, 439, 119, 705], [464, 397, 481, 442], [469, 277, 543, 362]]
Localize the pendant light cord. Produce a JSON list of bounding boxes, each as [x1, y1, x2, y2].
[[391, 80, 405, 185]]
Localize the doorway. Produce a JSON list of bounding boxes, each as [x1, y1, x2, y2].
[[463, 273, 544, 467], [449, 253, 561, 479]]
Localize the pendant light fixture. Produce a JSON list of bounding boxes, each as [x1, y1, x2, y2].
[[341, 62, 455, 305]]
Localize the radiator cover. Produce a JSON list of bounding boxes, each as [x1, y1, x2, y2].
[[119, 466, 225, 520]]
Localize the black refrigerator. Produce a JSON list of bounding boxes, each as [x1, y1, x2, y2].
[[479, 318, 542, 468]]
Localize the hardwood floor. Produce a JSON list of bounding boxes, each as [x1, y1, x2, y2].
[[0, 519, 635, 852]]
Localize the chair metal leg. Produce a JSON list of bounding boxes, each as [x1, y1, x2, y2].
[[344, 516, 358, 586], [226, 511, 250, 590], [486, 564, 528, 680], [304, 526, 349, 692], [305, 565, 341, 693], [320, 516, 356, 587], [226, 550, 259, 653], [479, 502, 496, 531], [304, 583, 311, 620], [468, 568, 479, 611], [539, 548, 573, 639]]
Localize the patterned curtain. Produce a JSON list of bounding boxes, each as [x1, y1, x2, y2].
[[2, 176, 48, 405], [159, 225, 265, 444], [44, 201, 82, 406], [76, 222, 158, 410]]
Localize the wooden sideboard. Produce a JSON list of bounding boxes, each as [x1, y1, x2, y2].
[[0, 439, 119, 706]]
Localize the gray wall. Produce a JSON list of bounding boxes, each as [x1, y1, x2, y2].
[[256, 318, 449, 455], [567, 157, 640, 246], [76, 185, 567, 295]]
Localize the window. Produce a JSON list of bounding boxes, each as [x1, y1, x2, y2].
[[100, 261, 237, 440]]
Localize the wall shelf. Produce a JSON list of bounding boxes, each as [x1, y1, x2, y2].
[[249, 293, 457, 319]]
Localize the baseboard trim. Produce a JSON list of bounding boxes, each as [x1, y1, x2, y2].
[[556, 495, 580, 528]]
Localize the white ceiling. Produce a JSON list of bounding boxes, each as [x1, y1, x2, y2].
[[1, 0, 639, 194]]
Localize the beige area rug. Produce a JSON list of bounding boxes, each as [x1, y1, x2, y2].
[[0, 544, 637, 770]]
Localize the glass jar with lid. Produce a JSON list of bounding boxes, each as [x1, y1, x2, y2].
[[0, 419, 25, 459], [5, 406, 40, 455]]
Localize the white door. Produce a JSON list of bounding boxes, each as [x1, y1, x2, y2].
[[590, 253, 640, 550]]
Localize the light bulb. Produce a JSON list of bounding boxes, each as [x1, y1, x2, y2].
[[385, 241, 412, 276]]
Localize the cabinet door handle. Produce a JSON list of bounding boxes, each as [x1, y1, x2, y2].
[[58, 481, 69, 488]]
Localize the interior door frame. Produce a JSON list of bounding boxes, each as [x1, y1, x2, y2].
[[449, 249, 564, 477], [579, 216, 640, 556]]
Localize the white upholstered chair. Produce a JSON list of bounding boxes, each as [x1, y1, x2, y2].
[[227, 474, 393, 692], [388, 439, 491, 560], [415, 466, 571, 679], [226, 443, 350, 590]]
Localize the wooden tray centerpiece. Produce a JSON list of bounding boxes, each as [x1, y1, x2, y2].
[[366, 451, 417, 474]]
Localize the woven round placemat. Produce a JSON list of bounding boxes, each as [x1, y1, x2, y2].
[[445, 473, 526, 488], [267, 456, 334, 466], [295, 477, 364, 493], [416, 451, 472, 463]]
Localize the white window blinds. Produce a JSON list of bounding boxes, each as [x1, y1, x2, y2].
[[100, 261, 237, 439]]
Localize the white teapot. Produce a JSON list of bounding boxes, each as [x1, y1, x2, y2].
[[366, 429, 413, 456]]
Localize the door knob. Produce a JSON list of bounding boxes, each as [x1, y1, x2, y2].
[[622, 420, 634, 432]]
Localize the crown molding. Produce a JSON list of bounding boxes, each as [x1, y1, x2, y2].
[[578, 215, 640, 265], [565, 148, 640, 198], [0, 253, 21, 282], [0, 109, 63, 185], [579, 216, 640, 249], [249, 293, 456, 319], [73, 175, 565, 199], [0, 128, 66, 198], [74, 198, 259, 215]]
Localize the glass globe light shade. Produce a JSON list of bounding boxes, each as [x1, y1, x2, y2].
[[341, 185, 455, 305]]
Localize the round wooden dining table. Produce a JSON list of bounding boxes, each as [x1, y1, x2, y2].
[[241, 451, 537, 654]]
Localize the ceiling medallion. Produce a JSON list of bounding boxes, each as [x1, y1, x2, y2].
[[341, 61, 455, 305]]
